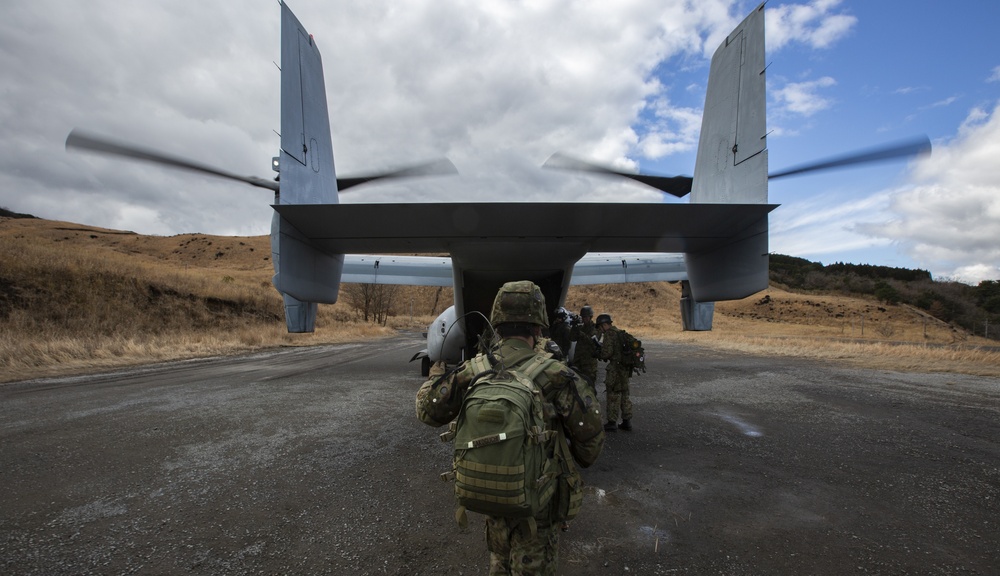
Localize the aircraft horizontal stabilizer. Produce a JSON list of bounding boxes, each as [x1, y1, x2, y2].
[[272, 202, 776, 256]]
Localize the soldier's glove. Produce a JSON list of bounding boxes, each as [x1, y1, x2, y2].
[[428, 360, 448, 378]]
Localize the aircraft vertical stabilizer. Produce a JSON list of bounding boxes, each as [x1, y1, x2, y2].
[[272, 1, 344, 331], [278, 1, 339, 206], [685, 2, 769, 303]]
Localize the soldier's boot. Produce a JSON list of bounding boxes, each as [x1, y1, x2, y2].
[[604, 421, 618, 432], [619, 419, 632, 431]]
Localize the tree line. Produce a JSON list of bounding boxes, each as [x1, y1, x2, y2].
[[769, 254, 999, 340]]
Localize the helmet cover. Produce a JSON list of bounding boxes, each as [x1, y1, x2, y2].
[[490, 281, 549, 328]]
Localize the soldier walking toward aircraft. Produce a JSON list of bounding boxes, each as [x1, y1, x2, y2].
[[548, 307, 572, 359], [415, 281, 605, 575], [569, 305, 599, 386], [596, 313, 633, 431]]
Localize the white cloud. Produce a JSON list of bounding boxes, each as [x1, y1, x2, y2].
[[928, 96, 961, 109], [950, 264, 1000, 285], [765, 0, 857, 51], [6, 0, 939, 293], [988, 66, 1000, 83], [772, 77, 837, 117], [635, 99, 703, 159], [762, 2, 855, 133], [0, 0, 764, 235], [894, 86, 925, 95], [771, 188, 896, 257], [772, 100, 1000, 284], [854, 103, 1000, 283]]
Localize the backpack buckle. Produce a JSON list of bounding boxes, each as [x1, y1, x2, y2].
[[440, 421, 457, 442], [529, 426, 555, 443]]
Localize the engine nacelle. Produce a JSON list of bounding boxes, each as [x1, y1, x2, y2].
[[409, 305, 466, 376]]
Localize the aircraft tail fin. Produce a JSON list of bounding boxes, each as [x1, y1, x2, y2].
[[686, 2, 770, 302], [279, 1, 339, 205], [271, 1, 344, 331]]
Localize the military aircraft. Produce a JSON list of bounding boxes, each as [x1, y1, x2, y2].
[[67, 1, 929, 375]]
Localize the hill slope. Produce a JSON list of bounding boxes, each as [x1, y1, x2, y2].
[[1, 216, 996, 382]]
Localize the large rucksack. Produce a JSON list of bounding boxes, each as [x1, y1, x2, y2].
[[439, 353, 569, 528], [618, 330, 646, 374]]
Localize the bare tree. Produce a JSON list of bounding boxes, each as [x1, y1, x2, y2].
[[343, 283, 399, 325], [430, 286, 443, 315], [372, 283, 398, 326], [875, 322, 896, 339]]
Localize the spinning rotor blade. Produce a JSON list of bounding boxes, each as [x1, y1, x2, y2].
[[768, 136, 931, 180], [66, 129, 279, 192], [543, 153, 692, 198], [337, 158, 459, 192], [67, 129, 457, 196], [546, 136, 930, 197]]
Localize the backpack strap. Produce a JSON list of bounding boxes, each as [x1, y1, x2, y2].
[[518, 356, 586, 524], [515, 353, 555, 381], [468, 354, 493, 380], [552, 425, 583, 524]]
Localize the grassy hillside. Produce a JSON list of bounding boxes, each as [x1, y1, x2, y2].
[[2, 215, 997, 382], [0, 216, 448, 382], [769, 254, 999, 339]]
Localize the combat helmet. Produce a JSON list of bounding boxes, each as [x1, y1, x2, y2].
[[580, 305, 594, 318], [490, 281, 548, 328], [595, 313, 613, 326]]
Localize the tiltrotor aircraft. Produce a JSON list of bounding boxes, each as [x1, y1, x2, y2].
[[67, 1, 929, 374]]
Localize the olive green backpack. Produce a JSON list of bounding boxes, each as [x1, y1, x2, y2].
[[618, 329, 646, 374], [440, 353, 579, 529]]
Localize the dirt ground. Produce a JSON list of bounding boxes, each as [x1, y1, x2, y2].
[[1, 335, 998, 575]]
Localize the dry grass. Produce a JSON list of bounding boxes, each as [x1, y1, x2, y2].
[[2, 216, 997, 383], [0, 217, 443, 382], [564, 282, 1000, 378]]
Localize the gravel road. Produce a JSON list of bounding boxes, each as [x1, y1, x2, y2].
[[2, 334, 997, 575]]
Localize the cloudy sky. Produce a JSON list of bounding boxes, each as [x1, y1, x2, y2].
[[2, 0, 998, 283]]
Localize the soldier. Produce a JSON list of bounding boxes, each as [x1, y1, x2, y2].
[[533, 310, 567, 361], [596, 313, 633, 432], [415, 281, 605, 575], [569, 305, 599, 386], [548, 307, 572, 360]]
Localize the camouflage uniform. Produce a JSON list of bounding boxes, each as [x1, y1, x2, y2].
[[598, 325, 633, 425], [486, 515, 559, 575], [416, 330, 605, 575], [569, 318, 598, 386]]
